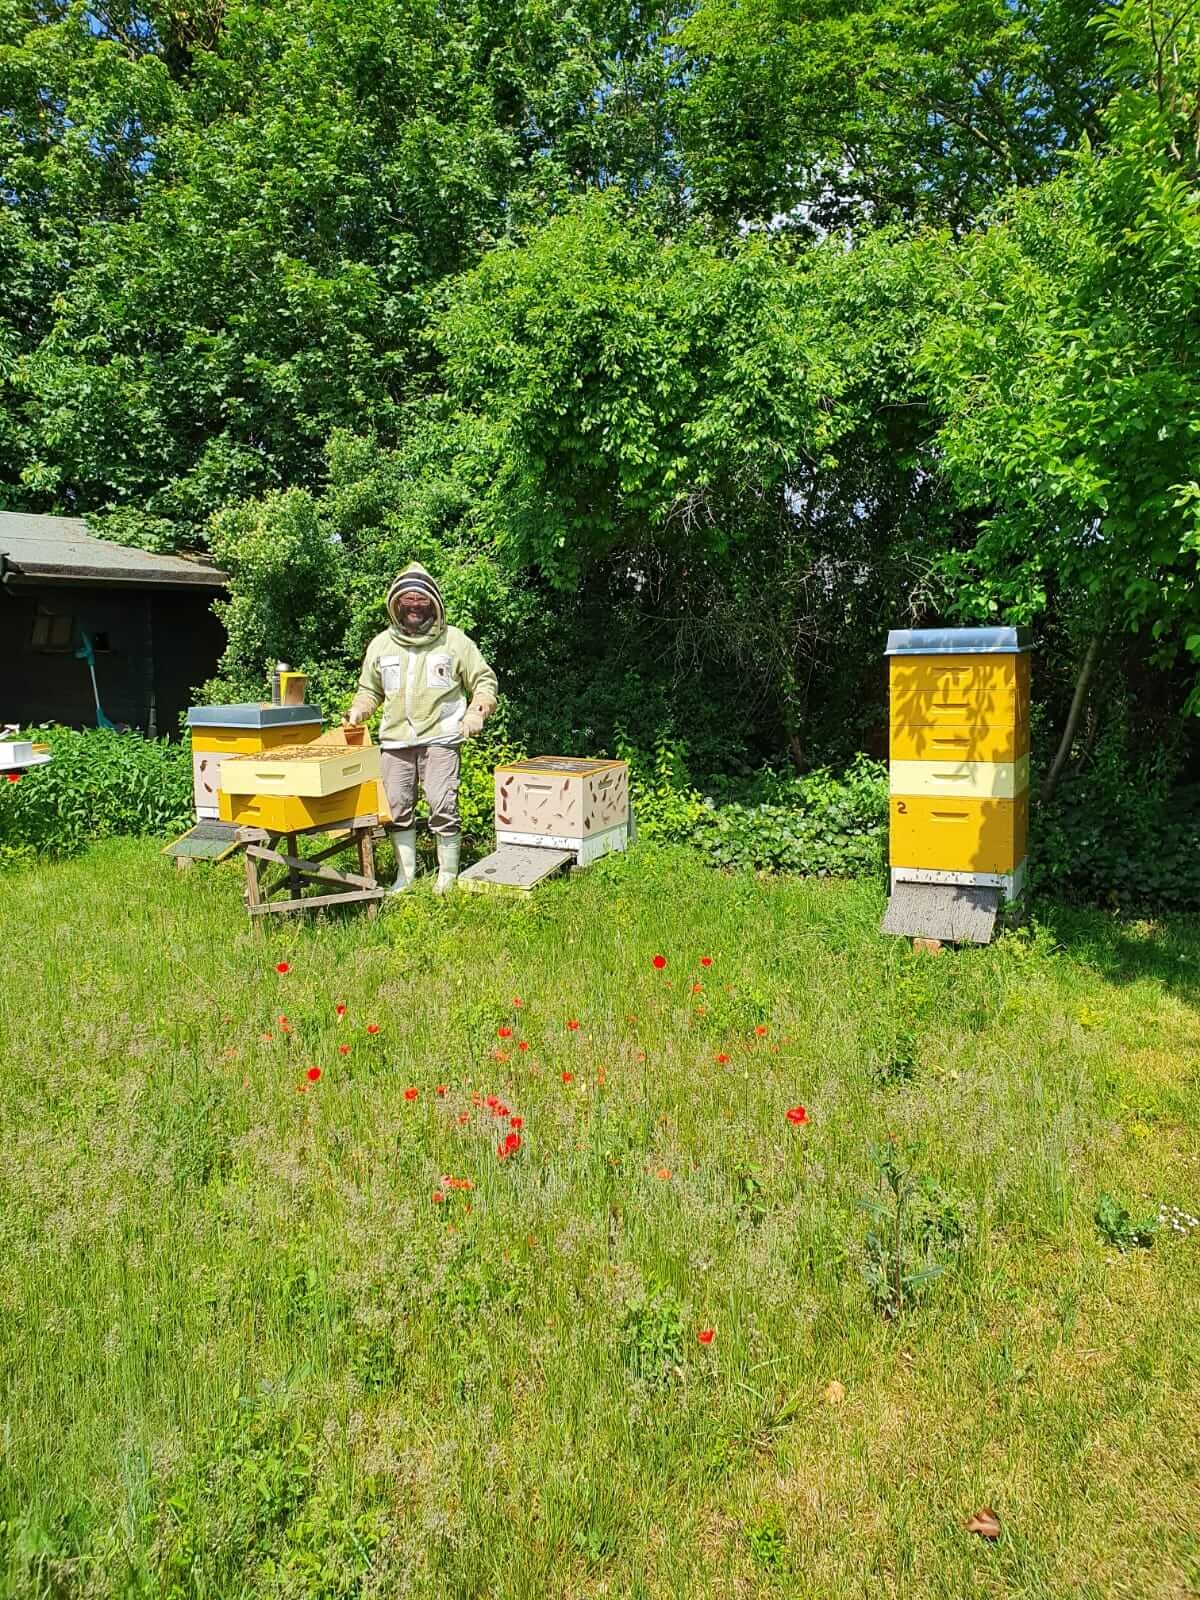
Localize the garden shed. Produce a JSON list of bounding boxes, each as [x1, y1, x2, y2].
[[0, 511, 227, 737]]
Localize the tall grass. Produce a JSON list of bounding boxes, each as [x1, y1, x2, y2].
[[2, 840, 1199, 1598]]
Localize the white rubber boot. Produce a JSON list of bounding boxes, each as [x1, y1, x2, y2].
[[434, 834, 460, 895], [388, 828, 417, 895]]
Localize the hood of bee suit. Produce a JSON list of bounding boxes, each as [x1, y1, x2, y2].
[[386, 563, 447, 642]]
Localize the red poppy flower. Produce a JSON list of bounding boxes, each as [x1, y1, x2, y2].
[[755, 1025, 768, 1037], [335, 1003, 347, 1016], [486, 1095, 499, 1108], [432, 1191, 445, 1204], [404, 1086, 418, 1101], [512, 997, 523, 1008], [436, 1084, 447, 1096], [306, 1066, 321, 1082], [338, 1044, 350, 1056], [566, 1019, 580, 1031], [496, 1141, 512, 1161], [510, 1115, 523, 1129], [697, 1328, 714, 1345], [275, 962, 289, 974], [504, 1130, 521, 1153], [498, 1026, 513, 1039], [278, 1015, 288, 1026], [518, 1041, 529, 1051], [692, 984, 703, 994], [458, 1112, 470, 1124], [715, 1053, 730, 1064], [786, 1105, 809, 1126], [561, 1071, 574, 1084], [366, 1023, 380, 1035], [5, 773, 19, 784], [652, 955, 667, 970], [700, 957, 713, 968]]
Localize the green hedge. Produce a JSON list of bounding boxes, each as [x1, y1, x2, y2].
[[0, 727, 193, 868]]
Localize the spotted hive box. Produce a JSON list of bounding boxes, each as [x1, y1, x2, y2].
[[494, 757, 629, 865]]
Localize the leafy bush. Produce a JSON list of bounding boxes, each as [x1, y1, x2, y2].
[[692, 755, 887, 878], [0, 727, 193, 864], [1032, 714, 1200, 911]]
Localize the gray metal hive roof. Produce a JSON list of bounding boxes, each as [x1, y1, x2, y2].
[[0, 511, 228, 588], [885, 626, 1032, 656]]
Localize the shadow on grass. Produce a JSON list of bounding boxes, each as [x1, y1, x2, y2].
[[1031, 896, 1200, 1004]]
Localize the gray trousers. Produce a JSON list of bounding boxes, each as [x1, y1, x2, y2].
[[381, 745, 461, 837]]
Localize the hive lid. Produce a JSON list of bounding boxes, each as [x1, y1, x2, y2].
[[884, 627, 1032, 657], [186, 703, 325, 728], [499, 756, 625, 776]]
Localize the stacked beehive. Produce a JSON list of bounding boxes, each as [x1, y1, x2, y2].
[[887, 627, 1031, 903], [494, 757, 630, 866], [217, 731, 385, 832], [187, 703, 324, 821]]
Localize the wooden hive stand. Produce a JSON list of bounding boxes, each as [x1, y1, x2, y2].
[[235, 811, 387, 918]]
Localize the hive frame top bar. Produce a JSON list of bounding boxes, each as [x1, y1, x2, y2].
[[187, 703, 325, 728], [884, 626, 1033, 657]]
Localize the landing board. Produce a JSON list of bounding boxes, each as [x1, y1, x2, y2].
[[881, 882, 1001, 945], [459, 844, 574, 894], [162, 820, 242, 862]]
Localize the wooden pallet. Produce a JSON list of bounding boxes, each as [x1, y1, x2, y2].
[[235, 814, 386, 917]]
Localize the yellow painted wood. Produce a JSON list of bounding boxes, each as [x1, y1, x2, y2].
[[218, 782, 381, 831], [889, 721, 1029, 763], [190, 722, 321, 755], [219, 744, 381, 798], [889, 753, 1029, 800], [889, 793, 1028, 874], [890, 652, 1029, 730]]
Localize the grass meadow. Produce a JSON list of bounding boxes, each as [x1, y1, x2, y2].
[[2, 837, 1200, 1598]]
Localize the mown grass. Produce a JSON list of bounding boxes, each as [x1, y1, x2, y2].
[[2, 838, 1200, 1599]]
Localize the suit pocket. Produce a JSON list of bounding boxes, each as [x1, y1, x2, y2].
[[380, 655, 403, 696], [426, 651, 454, 690]]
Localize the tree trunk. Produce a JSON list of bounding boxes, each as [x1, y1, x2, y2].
[[787, 731, 804, 774], [1041, 632, 1103, 804]]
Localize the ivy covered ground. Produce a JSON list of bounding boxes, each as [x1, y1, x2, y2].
[[2, 840, 1199, 1598]]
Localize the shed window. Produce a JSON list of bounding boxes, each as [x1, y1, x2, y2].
[[30, 611, 73, 652]]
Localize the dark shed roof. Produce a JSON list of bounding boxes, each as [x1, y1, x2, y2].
[[0, 511, 228, 588]]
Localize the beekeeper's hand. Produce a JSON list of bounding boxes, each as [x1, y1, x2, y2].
[[344, 693, 376, 727], [461, 699, 492, 738]]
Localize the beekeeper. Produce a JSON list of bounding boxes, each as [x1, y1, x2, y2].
[[344, 564, 497, 893]]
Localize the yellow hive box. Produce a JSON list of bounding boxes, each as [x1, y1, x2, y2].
[[219, 781, 382, 832], [219, 742, 381, 798], [189, 721, 322, 756], [889, 792, 1028, 875], [890, 720, 1029, 763], [889, 753, 1030, 800], [495, 757, 629, 841], [890, 651, 1029, 731]]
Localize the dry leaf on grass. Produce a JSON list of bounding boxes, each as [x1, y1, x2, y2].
[[965, 1507, 1001, 1540], [823, 1380, 846, 1405]]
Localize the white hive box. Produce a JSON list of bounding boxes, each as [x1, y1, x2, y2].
[[495, 757, 629, 865]]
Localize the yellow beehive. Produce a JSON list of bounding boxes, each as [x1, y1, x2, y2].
[[886, 628, 1031, 897], [186, 703, 324, 819]]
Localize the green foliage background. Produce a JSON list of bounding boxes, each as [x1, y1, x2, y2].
[[4, 0, 1200, 886]]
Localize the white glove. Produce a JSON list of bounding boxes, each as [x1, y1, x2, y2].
[[461, 699, 493, 738]]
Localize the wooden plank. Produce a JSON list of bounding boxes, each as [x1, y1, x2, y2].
[[243, 844, 375, 891], [248, 887, 387, 916]]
